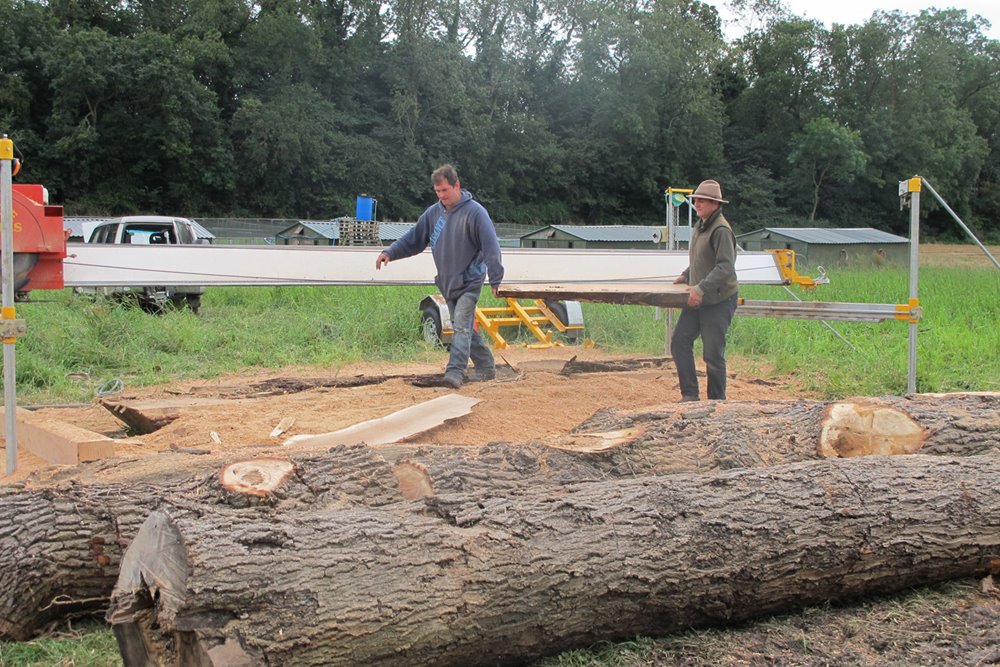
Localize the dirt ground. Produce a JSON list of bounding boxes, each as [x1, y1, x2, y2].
[[2, 347, 801, 485], [920, 242, 1000, 268]]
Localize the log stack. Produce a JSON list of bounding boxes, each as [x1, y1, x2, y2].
[[107, 456, 1000, 666], [0, 394, 997, 664]]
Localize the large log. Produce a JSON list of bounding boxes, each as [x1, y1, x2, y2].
[[561, 392, 1000, 474], [106, 455, 1000, 666], [3, 394, 997, 639], [0, 445, 401, 640]]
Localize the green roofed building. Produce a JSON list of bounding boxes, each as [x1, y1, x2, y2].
[[736, 227, 909, 268], [519, 225, 688, 250]]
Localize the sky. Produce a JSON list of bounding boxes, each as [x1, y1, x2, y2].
[[720, 0, 1000, 40]]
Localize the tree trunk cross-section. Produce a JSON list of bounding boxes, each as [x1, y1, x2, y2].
[[107, 455, 1000, 667]]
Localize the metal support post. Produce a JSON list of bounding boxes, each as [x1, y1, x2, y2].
[[904, 176, 921, 394], [662, 188, 693, 356], [1, 134, 17, 474]]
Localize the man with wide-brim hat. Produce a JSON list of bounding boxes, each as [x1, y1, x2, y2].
[[671, 179, 739, 401]]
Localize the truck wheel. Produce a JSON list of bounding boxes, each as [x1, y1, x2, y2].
[[421, 305, 446, 347], [185, 294, 201, 315]]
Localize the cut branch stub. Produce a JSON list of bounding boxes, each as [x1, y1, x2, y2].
[[819, 402, 927, 458], [392, 460, 434, 500], [219, 458, 296, 496]]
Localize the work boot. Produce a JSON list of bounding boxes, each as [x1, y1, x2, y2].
[[679, 395, 700, 403], [475, 368, 497, 382], [442, 372, 464, 389]]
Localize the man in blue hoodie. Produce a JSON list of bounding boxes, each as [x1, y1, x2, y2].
[[375, 164, 504, 389]]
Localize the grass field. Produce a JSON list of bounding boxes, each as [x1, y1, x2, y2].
[[1, 252, 997, 665], [14, 261, 997, 404]]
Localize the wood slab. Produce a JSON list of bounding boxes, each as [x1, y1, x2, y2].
[[284, 394, 481, 448], [100, 397, 252, 434], [497, 282, 692, 308], [1, 406, 115, 465]]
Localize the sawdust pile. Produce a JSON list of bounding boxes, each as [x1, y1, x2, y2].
[[2, 348, 803, 485]]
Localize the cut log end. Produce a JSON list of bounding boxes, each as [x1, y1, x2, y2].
[[819, 402, 926, 458], [393, 460, 435, 500], [219, 458, 296, 496]]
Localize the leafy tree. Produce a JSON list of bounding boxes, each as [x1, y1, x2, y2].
[[824, 10, 994, 237], [787, 117, 868, 221], [230, 86, 348, 217], [41, 28, 233, 213], [726, 18, 828, 178]]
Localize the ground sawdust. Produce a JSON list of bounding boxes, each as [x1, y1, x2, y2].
[[2, 348, 803, 485]]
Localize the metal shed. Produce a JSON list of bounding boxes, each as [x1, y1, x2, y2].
[[736, 227, 909, 267], [519, 225, 681, 250], [274, 220, 416, 246]]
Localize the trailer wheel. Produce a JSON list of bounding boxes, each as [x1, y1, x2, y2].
[[185, 294, 201, 315], [1, 253, 39, 293], [420, 305, 447, 347], [544, 299, 582, 343]]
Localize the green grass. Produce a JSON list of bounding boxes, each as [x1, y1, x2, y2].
[[9, 265, 999, 404], [580, 265, 999, 398], [0, 621, 119, 667], [13, 285, 442, 404]]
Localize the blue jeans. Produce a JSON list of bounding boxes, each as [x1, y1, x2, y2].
[[446, 291, 494, 377], [670, 293, 738, 400]]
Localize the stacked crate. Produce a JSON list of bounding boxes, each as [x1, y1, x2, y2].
[[338, 218, 381, 246]]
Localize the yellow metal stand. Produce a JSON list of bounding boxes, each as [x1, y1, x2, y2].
[[769, 249, 829, 290], [475, 298, 583, 349]]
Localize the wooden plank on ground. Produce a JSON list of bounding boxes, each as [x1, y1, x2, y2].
[[497, 282, 692, 308], [284, 395, 481, 448], [1, 407, 115, 465]]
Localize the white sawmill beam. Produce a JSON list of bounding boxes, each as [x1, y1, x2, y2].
[[61, 245, 784, 288]]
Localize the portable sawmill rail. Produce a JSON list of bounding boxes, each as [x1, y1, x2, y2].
[[61, 244, 784, 287], [61, 244, 920, 324]]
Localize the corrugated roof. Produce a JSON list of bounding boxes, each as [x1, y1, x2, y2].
[[188, 220, 217, 240], [527, 225, 663, 242], [378, 222, 416, 241], [738, 227, 908, 244]]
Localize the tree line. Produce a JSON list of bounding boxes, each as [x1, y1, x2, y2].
[[2, 0, 997, 239]]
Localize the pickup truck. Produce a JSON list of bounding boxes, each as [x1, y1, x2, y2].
[[83, 215, 213, 313]]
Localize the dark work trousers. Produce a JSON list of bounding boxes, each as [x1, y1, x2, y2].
[[445, 291, 495, 378], [670, 293, 738, 400]]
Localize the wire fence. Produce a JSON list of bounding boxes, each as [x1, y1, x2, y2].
[[66, 216, 543, 246]]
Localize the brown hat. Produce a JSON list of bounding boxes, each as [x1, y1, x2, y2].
[[689, 179, 728, 204]]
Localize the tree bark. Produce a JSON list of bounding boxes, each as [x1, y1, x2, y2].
[[0, 445, 400, 640], [562, 392, 1000, 475], [2, 394, 996, 639], [106, 455, 1000, 667]]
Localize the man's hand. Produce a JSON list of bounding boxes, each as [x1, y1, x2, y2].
[[674, 274, 688, 285], [375, 252, 390, 270], [686, 286, 703, 308], [491, 285, 500, 298]]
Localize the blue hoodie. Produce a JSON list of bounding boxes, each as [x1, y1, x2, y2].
[[385, 190, 504, 300]]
